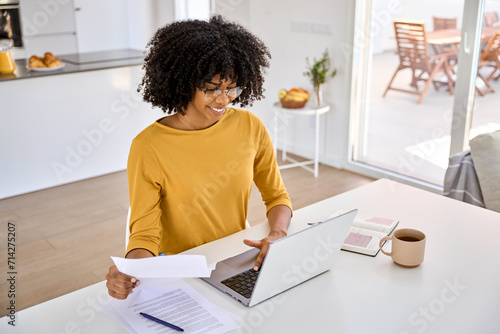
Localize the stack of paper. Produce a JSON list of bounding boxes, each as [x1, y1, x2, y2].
[[100, 279, 239, 334], [100, 255, 239, 333]]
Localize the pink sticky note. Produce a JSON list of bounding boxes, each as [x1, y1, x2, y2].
[[344, 232, 372, 247]]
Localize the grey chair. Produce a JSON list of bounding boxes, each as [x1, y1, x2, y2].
[[444, 130, 500, 213]]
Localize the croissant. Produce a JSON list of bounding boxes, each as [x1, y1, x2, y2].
[[44, 52, 61, 67], [28, 52, 63, 68], [43, 52, 56, 64], [29, 55, 46, 68], [46, 58, 62, 67]]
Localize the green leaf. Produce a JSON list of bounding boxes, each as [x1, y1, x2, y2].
[[303, 49, 337, 86]]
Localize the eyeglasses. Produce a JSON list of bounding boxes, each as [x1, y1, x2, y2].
[[201, 87, 244, 102]]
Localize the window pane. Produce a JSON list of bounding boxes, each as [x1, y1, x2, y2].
[[470, 1, 500, 139], [354, 0, 465, 186]]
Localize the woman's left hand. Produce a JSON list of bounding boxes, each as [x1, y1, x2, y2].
[[243, 230, 287, 271], [243, 205, 292, 271]]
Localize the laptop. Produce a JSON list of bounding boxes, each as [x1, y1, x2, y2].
[[201, 209, 357, 307]]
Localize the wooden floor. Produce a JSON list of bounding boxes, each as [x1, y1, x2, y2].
[[0, 153, 374, 316]]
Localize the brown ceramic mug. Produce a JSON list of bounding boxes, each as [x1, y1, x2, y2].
[[379, 228, 426, 268]]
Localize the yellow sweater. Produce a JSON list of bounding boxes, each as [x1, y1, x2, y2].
[[126, 108, 292, 256]]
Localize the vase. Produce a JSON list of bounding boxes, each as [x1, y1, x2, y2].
[[313, 84, 323, 107]]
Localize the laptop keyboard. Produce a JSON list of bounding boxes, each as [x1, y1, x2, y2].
[[221, 269, 260, 299]]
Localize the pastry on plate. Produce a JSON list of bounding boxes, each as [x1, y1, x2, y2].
[[29, 55, 46, 68], [28, 52, 62, 68], [43, 52, 62, 67]]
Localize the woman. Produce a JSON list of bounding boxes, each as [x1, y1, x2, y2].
[[106, 15, 292, 300]]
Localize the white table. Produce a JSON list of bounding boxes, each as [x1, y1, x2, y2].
[[2, 179, 500, 333], [272, 101, 330, 177]]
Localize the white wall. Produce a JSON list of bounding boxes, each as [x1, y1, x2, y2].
[[127, 0, 176, 50], [215, 0, 352, 168], [176, 0, 211, 21]]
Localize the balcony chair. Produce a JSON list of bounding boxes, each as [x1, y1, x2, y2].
[[433, 16, 457, 31], [432, 16, 459, 64], [476, 31, 500, 96], [484, 11, 499, 28], [383, 20, 455, 104]]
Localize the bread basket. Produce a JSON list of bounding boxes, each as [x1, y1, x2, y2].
[[279, 99, 308, 109]]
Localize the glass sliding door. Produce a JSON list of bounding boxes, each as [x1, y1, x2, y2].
[[470, 0, 500, 139], [348, 0, 486, 188]]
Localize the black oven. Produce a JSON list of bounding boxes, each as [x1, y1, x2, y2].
[[0, 0, 22, 48]]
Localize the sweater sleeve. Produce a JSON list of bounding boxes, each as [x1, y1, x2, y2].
[[125, 137, 164, 256], [252, 120, 293, 215]]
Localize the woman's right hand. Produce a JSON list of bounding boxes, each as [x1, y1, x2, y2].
[[106, 248, 153, 299], [106, 265, 140, 299]]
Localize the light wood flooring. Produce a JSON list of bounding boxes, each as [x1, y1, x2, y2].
[[0, 153, 374, 316]]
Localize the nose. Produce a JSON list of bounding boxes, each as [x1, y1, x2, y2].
[[215, 90, 230, 104]]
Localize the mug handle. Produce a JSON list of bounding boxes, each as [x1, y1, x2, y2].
[[379, 236, 392, 256]]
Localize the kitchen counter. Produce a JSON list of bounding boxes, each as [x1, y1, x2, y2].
[[0, 48, 161, 199], [0, 48, 145, 82]]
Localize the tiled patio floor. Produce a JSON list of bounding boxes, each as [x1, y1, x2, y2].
[[362, 50, 500, 185]]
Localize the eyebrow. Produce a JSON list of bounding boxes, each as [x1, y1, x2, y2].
[[207, 79, 237, 86]]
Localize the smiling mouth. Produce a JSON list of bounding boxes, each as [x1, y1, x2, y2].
[[209, 106, 226, 114]]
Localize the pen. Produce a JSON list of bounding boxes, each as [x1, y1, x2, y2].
[[139, 312, 184, 332]]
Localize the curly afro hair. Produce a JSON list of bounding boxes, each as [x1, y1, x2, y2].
[[138, 15, 271, 115]]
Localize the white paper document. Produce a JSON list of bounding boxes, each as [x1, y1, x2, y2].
[[111, 255, 214, 278], [105, 279, 239, 334]]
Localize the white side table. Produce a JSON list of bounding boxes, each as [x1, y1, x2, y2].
[[272, 101, 331, 177]]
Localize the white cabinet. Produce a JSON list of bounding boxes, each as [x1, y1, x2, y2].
[[73, 0, 129, 53], [20, 0, 76, 36], [20, 0, 78, 56], [18, 1, 177, 57], [0, 66, 161, 199]]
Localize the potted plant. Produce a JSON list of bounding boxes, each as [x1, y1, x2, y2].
[[304, 49, 337, 106]]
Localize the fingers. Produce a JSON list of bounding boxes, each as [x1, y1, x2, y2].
[[243, 239, 269, 271], [243, 239, 261, 248], [106, 265, 140, 300], [253, 246, 268, 271]]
